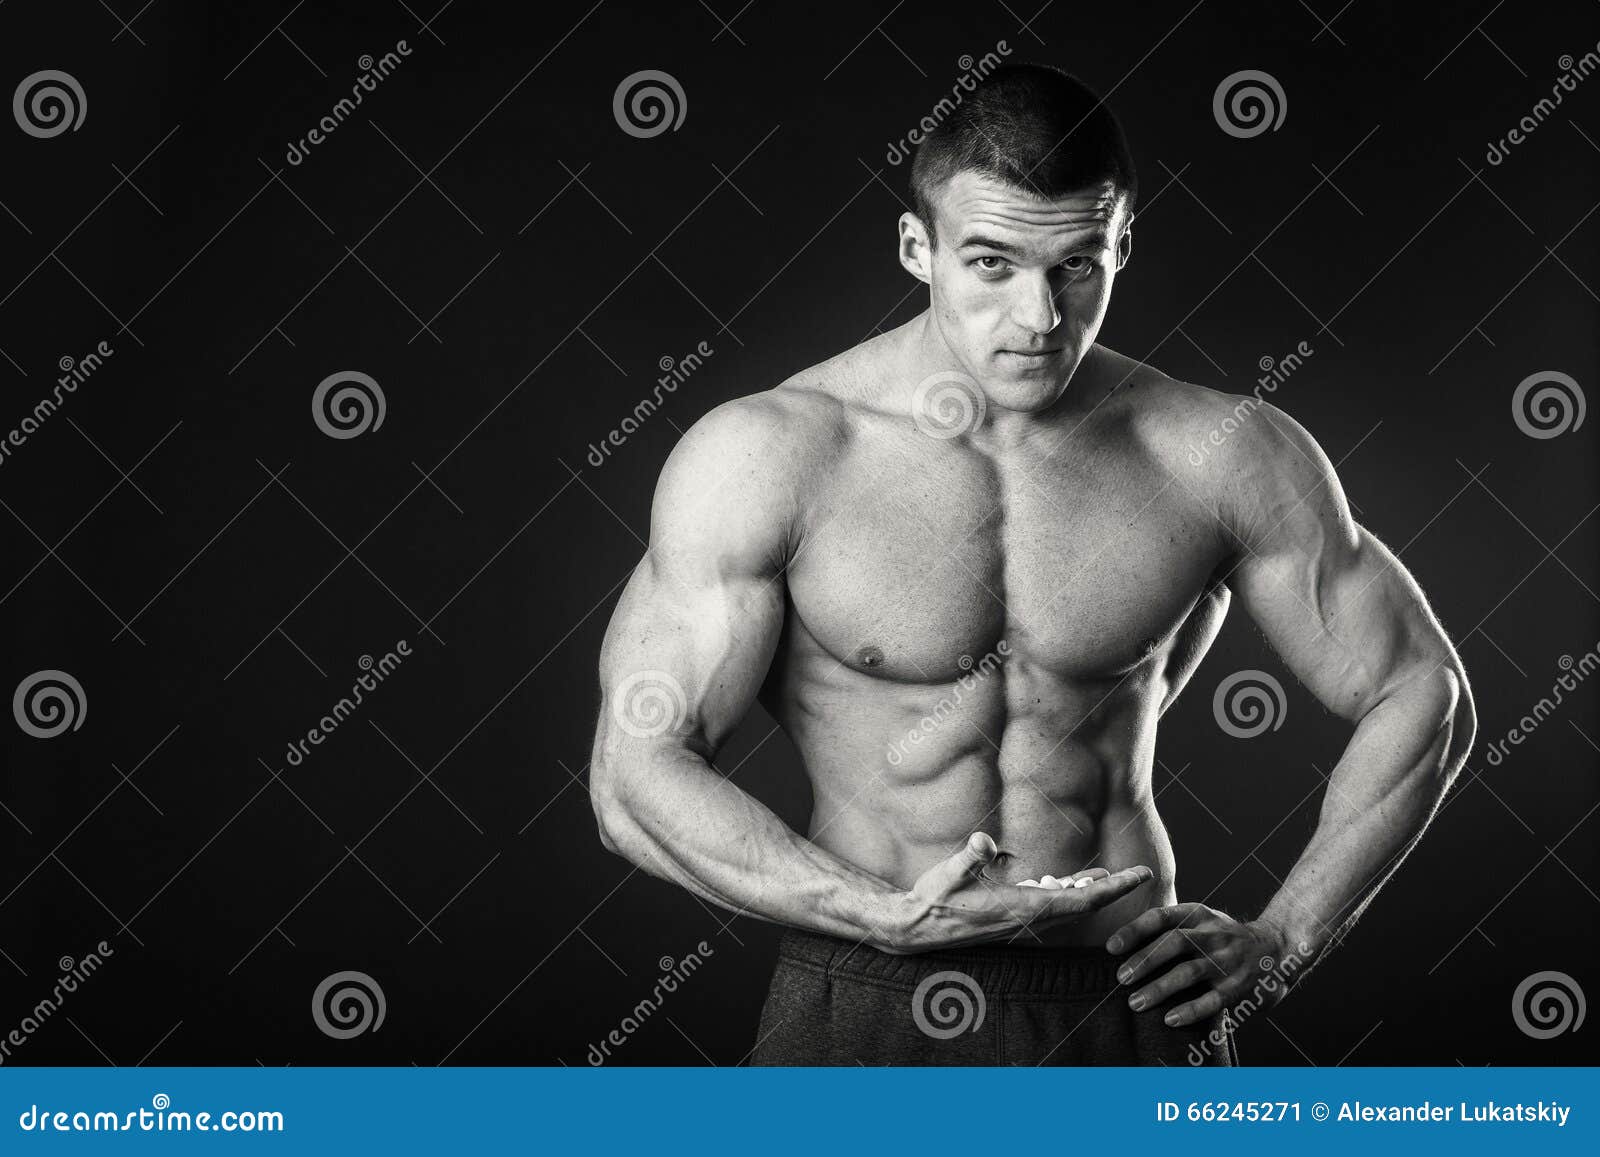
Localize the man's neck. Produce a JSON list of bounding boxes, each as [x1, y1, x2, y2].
[[898, 312, 1107, 447]]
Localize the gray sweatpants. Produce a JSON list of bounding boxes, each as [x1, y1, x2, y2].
[[751, 927, 1240, 1066]]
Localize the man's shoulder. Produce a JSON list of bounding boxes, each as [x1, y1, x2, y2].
[[666, 339, 878, 482], [651, 355, 860, 541], [670, 382, 846, 475], [1097, 348, 1312, 480], [1097, 348, 1342, 555]]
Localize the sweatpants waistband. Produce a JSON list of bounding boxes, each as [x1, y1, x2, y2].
[[775, 926, 1125, 998]]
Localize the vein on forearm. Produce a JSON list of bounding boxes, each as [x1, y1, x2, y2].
[[1264, 670, 1465, 950]]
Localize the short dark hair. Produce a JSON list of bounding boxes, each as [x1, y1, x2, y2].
[[908, 63, 1138, 246]]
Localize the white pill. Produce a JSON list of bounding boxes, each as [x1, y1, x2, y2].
[[1040, 875, 1064, 889], [1018, 879, 1041, 888], [1074, 876, 1094, 888]]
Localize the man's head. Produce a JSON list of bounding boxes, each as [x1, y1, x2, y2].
[[900, 64, 1137, 413]]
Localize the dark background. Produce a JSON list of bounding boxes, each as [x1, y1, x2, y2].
[[0, 0, 1595, 1066]]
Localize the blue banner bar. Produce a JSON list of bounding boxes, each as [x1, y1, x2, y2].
[[1, 1067, 1594, 1153]]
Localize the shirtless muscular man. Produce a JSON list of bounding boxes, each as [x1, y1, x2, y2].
[[590, 63, 1475, 1065]]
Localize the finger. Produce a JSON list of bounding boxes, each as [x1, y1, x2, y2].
[[1068, 868, 1111, 884], [1164, 986, 1227, 1028], [1106, 902, 1199, 954], [1117, 927, 1197, 987], [918, 831, 998, 896], [1128, 956, 1219, 1013]]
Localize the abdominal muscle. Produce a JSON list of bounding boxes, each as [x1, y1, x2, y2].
[[773, 665, 1178, 948]]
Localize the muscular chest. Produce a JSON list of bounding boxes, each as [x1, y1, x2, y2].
[[785, 431, 1226, 683]]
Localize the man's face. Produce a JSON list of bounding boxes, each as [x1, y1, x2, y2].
[[906, 171, 1130, 413]]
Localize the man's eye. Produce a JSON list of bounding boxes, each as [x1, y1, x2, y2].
[[974, 256, 1009, 272], [1060, 256, 1092, 274]]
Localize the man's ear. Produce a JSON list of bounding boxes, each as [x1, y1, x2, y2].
[[898, 212, 934, 284], [1115, 214, 1134, 272]]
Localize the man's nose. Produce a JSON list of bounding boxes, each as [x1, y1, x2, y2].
[[1010, 272, 1061, 335]]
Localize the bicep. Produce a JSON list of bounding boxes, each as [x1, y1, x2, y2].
[[596, 400, 793, 757], [1221, 406, 1458, 722], [599, 551, 784, 756]]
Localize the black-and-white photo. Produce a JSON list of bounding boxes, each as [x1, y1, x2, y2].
[[1, 0, 1594, 1081]]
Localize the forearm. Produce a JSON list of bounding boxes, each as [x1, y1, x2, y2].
[[593, 742, 908, 947], [1259, 668, 1474, 963]]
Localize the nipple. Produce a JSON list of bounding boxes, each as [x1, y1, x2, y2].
[[858, 645, 884, 669]]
